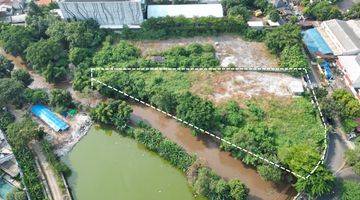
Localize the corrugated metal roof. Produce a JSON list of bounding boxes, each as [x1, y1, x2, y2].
[[302, 28, 333, 55], [147, 4, 223, 19], [31, 104, 69, 132], [321, 19, 360, 55]]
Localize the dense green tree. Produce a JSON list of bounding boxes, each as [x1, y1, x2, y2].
[[265, 23, 302, 54], [221, 0, 253, 11], [150, 90, 177, 114], [221, 100, 245, 127], [346, 3, 360, 19], [228, 179, 248, 200], [0, 26, 34, 55], [68, 47, 93, 65], [93, 41, 140, 66], [280, 44, 309, 71], [0, 108, 15, 131], [304, 1, 342, 20], [6, 117, 43, 149], [340, 180, 360, 200], [25, 39, 68, 83], [91, 99, 132, 131], [6, 188, 26, 200], [176, 92, 218, 131], [278, 144, 320, 176], [0, 55, 14, 78], [193, 167, 248, 200], [64, 20, 105, 48], [24, 88, 49, 105], [0, 78, 24, 107], [227, 123, 276, 165], [257, 164, 283, 182], [11, 69, 33, 87], [294, 165, 335, 198], [268, 9, 280, 22], [345, 145, 360, 175], [227, 5, 251, 20], [49, 89, 73, 109]]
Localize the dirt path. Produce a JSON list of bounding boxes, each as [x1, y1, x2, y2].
[[30, 141, 69, 200]]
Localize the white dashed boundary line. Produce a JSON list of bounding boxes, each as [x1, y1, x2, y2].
[[90, 67, 328, 180]]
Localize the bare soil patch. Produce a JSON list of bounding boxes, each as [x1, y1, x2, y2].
[[132, 34, 278, 68]]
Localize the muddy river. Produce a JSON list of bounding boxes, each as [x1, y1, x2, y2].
[[1, 49, 296, 200]]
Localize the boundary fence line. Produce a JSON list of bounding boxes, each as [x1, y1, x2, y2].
[[90, 67, 328, 180]]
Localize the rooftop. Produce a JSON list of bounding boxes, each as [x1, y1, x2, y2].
[[147, 4, 223, 19]]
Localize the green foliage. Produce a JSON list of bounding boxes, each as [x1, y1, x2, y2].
[[340, 180, 360, 200], [0, 55, 14, 78], [68, 47, 93, 66], [257, 164, 283, 182], [25, 39, 68, 83], [265, 23, 302, 54], [294, 165, 335, 197], [41, 140, 71, 177], [91, 99, 132, 131], [220, 100, 245, 127], [5, 118, 45, 200], [24, 88, 49, 105], [11, 69, 33, 87], [49, 89, 73, 110], [225, 123, 276, 166], [6, 188, 26, 200], [176, 92, 218, 132], [158, 43, 219, 68], [92, 41, 140, 66], [0, 108, 15, 131], [332, 89, 360, 132], [227, 5, 251, 20], [346, 3, 360, 19], [268, 9, 280, 22], [345, 145, 360, 176], [0, 78, 24, 107], [193, 167, 248, 200], [150, 89, 177, 114], [304, 1, 343, 20], [221, 0, 253, 11], [121, 16, 247, 40], [133, 126, 195, 172], [0, 26, 34, 56], [280, 44, 309, 72]]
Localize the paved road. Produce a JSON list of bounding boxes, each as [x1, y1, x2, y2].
[[30, 141, 68, 200]]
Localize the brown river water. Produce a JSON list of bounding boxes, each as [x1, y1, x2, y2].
[[1, 49, 296, 200]]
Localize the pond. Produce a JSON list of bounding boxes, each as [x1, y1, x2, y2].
[[63, 126, 202, 200]]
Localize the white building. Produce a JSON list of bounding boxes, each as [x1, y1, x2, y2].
[[247, 21, 264, 29], [337, 54, 360, 98], [147, 4, 223, 19], [58, 0, 144, 29], [317, 19, 360, 56]]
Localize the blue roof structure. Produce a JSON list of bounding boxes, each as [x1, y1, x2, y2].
[[31, 104, 69, 132], [320, 61, 333, 80], [302, 28, 333, 55]]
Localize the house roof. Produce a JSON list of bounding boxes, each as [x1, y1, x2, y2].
[[247, 21, 264, 27], [31, 104, 69, 132], [147, 4, 223, 19], [302, 28, 333, 55], [338, 54, 360, 88], [320, 19, 360, 55]]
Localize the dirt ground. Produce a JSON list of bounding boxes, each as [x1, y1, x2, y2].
[[189, 71, 303, 104], [132, 34, 279, 68]]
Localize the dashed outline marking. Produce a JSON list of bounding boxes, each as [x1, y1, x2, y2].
[[90, 67, 328, 180]]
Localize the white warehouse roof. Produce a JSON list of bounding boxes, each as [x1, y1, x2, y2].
[[318, 19, 360, 56], [147, 4, 224, 19], [338, 54, 360, 88]]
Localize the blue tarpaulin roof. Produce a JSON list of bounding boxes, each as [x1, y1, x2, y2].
[[31, 104, 69, 132], [302, 28, 333, 55]]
